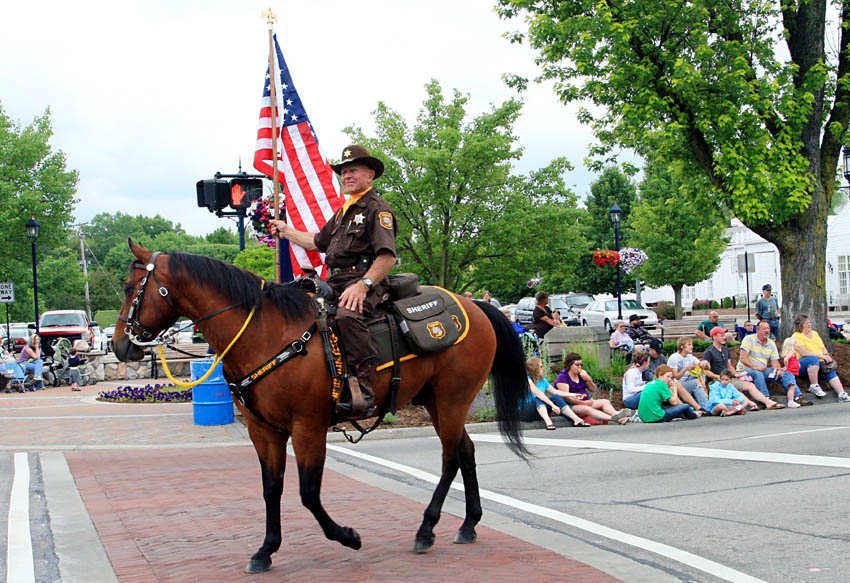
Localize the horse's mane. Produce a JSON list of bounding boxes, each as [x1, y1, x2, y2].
[[167, 252, 311, 321]]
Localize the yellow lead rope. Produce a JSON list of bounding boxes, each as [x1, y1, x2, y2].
[[159, 283, 264, 388]]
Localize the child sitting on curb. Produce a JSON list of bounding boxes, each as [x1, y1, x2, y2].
[[68, 348, 82, 391], [707, 370, 757, 416]]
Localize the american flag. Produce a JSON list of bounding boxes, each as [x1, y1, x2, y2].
[[254, 33, 344, 277]]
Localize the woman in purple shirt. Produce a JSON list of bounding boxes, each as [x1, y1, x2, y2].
[[552, 352, 634, 424], [18, 334, 44, 391]]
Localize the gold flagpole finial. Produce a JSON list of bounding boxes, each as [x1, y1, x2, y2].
[[262, 8, 277, 27]]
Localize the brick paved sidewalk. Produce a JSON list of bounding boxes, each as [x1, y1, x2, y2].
[[67, 448, 620, 583]]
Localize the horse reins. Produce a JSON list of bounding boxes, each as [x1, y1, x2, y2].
[[119, 253, 263, 387]]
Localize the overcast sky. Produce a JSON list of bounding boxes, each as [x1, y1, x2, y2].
[[1, 0, 614, 237]]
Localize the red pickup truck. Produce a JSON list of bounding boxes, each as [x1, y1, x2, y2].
[[38, 310, 97, 355]]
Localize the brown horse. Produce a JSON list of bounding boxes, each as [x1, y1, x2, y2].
[[113, 240, 529, 574]]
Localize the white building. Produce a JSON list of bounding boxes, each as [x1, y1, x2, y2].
[[638, 199, 850, 312]]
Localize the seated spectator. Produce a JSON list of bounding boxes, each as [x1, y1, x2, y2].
[[17, 334, 44, 391], [520, 357, 590, 429], [532, 291, 557, 340], [737, 320, 809, 408], [701, 326, 785, 409], [737, 320, 755, 341], [695, 310, 722, 341], [625, 314, 652, 345], [667, 336, 711, 413], [792, 314, 848, 401], [502, 308, 526, 336], [708, 371, 757, 416], [637, 365, 699, 422], [552, 310, 568, 327], [622, 353, 650, 409], [642, 339, 667, 382], [553, 352, 634, 425], [609, 320, 634, 354]]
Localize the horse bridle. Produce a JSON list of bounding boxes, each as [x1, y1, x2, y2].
[[118, 252, 244, 348]]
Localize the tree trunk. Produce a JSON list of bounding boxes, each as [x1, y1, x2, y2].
[[672, 284, 683, 320], [758, 183, 829, 342]]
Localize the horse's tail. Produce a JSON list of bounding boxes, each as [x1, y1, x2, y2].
[[473, 300, 531, 460]]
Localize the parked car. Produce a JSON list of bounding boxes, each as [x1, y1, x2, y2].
[[515, 296, 579, 331], [3, 324, 30, 353], [551, 293, 595, 316], [90, 325, 108, 352], [104, 325, 115, 352], [38, 310, 97, 356], [580, 299, 659, 332]]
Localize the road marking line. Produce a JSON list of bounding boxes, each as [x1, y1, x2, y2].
[[7, 452, 35, 583], [327, 444, 767, 583], [470, 434, 850, 468], [743, 426, 850, 439]]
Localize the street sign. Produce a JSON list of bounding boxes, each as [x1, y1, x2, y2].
[[0, 282, 13, 303]]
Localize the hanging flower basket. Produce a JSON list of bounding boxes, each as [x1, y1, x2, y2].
[[619, 247, 648, 274], [248, 195, 285, 249], [592, 249, 620, 268]]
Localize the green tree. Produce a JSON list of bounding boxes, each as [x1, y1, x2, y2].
[[233, 245, 275, 280], [345, 79, 582, 292], [629, 159, 729, 318], [0, 103, 78, 321], [572, 167, 638, 295], [498, 0, 850, 338], [205, 226, 238, 245]]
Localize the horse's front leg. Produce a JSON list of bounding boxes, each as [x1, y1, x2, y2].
[[245, 423, 289, 574], [292, 423, 362, 549]]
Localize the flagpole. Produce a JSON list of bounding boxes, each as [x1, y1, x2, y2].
[[263, 8, 282, 283]]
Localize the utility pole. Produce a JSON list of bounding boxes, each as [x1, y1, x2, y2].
[[76, 224, 92, 320]]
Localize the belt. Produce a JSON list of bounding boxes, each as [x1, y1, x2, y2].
[[329, 265, 366, 277]]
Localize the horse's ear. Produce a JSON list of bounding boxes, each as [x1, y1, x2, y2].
[[128, 238, 151, 263]]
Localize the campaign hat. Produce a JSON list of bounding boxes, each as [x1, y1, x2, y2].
[[330, 144, 384, 179]]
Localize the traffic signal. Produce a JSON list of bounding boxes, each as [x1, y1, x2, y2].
[[229, 178, 263, 210], [196, 179, 230, 211]]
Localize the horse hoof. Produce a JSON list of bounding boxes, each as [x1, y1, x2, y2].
[[413, 537, 434, 554], [453, 529, 477, 545], [244, 558, 271, 574], [339, 527, 361, 550]]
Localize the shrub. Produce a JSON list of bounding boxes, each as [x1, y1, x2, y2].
[[382, 412, 399, 424], [653, 301, 676, 320], [692, 299, 710, 311], [469, 388, 497, 421], [609, 352, 629, 376]]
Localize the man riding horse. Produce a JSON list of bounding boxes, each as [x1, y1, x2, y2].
[[269, 145, 397, 419]]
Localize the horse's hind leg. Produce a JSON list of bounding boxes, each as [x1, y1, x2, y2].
[[454, 430, 482, 545], [246, 424, 289, 574], [292, 425, 362, 550]]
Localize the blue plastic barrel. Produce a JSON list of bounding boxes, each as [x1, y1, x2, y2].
[[190, 359, 234, 425]]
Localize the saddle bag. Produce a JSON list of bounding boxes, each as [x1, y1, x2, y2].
[[391, 291, 460, 353]]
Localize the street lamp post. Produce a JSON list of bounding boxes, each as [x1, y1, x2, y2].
[[609, 203, 623, 321], [26, 216, 40, 333]]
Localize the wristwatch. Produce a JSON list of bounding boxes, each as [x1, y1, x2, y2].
[[361, 277, 373, 290]]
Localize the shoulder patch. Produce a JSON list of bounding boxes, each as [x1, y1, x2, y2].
[[378, 211, 393, 230]]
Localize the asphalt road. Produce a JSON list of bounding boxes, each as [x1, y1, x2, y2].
[[325, 403, 850, 583]]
